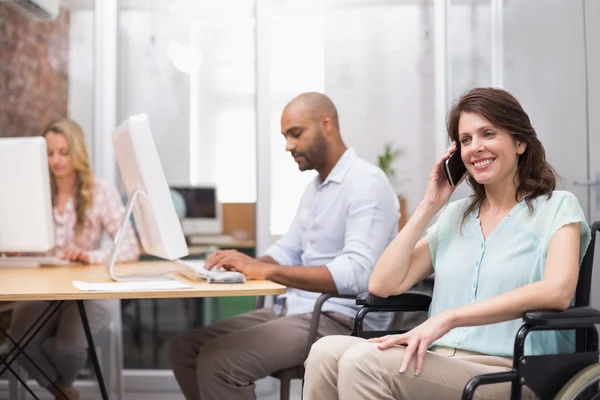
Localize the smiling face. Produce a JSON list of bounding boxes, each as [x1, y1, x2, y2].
[[458, 112, 527, 187], [280, 103, 328, 172], [45, 131, 76, 179]]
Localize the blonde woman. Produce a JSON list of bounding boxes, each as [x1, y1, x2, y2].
[[8, 119, 140, 400]]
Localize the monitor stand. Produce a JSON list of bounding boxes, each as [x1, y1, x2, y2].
[[105, 189, 173, 282]]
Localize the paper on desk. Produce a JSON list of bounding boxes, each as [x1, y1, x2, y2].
[[72, 280, 194, 292]]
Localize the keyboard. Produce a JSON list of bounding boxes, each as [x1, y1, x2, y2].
[[0, 256, 77, 268], [176, 259, 246, 283]]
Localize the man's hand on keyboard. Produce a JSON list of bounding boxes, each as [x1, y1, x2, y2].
[[205, 250, 276, 280], [205, 250, 254, 269]]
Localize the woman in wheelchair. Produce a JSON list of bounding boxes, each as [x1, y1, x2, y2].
[[303, 87, 592, 400]]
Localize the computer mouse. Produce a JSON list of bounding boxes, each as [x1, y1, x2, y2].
[[208, 271, 246, 284]]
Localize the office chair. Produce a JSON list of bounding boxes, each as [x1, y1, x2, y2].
[[354, 221, 600, 400]]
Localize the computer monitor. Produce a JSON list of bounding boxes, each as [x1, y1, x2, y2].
[[170, 186, 223, 236], [110, 113, 189, 281], [0, 137, 54, 252]]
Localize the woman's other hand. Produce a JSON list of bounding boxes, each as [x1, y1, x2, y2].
[[60, 248, 90, 264], [368, 311, 455, 376], [422, 141, 464, 210]]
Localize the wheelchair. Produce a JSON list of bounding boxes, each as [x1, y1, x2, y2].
[[352, 221, 600, 400]]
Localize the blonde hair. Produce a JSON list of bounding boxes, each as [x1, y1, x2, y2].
[[43, 119, 95, 238]]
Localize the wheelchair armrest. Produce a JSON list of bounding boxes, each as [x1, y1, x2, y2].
[[524, 306, 600, 329], [462, 371, 518, 400], [356, 291, 432, 310]]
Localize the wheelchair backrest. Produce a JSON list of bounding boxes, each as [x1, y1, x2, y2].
[[575, 221, 600, 307]]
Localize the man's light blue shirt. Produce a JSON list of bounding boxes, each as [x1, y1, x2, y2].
[[428, 191, 591, 356], [264, 148, 399, 331]]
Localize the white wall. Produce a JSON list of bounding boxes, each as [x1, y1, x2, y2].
[[269, 2, 324, 235], [325, 4, 435, 216], [444, 2, 493, 201], [117, 8, 258, 203], [502, 1, 589, 205], [69, 2, 440, 220], [447, 3, 491, 101], [68, 8, 193, 185], [117, 10, 192, 186], [68, 10, 95, 153]]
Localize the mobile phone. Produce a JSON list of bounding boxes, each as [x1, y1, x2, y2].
[[443, 151, 467, 186]]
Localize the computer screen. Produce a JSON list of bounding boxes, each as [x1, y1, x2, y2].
[[170, 186, 222, 235], [111, 113, 189, 280], [0, 137, 54, 252]]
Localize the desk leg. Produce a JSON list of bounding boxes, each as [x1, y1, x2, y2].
[[134, 300, 141, 351], [0, 356, 40, 399], [152, 299, 159, 368], [0, 301, 62, 376], [0, 301, 68, 399], [77, 300, 109, 400]]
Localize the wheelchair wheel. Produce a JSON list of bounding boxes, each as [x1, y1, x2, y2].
[[554, 363, 600, 400]]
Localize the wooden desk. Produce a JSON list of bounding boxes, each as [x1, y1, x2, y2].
[[0, 261, 285, 400], [0, 261, 286, 301]]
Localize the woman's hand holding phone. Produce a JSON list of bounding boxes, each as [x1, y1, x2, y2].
[[423, 142, 463, 210]]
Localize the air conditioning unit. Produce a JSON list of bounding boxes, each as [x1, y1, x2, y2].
[[0, 0, 61, 20]]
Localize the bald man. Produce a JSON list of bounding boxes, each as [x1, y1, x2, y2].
[[169, 92, 400, 400]]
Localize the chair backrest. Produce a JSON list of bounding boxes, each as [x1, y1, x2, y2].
[[575, 221, 600, 307]]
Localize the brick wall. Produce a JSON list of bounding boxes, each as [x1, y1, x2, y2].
[[0, 4, 69, 137]]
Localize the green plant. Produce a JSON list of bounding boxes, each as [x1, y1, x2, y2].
[[377, 142, 403, 180]]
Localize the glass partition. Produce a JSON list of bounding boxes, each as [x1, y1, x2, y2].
[[116, 0, 258, 369], [447, 0, 492, 101], [501, 0, 589, 207]]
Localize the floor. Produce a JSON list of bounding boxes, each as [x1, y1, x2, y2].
[[0, 376, 303, 399]]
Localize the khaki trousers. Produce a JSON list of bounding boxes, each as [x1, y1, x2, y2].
[[303, 335, 537, 400], [169, 307, 354, 400]]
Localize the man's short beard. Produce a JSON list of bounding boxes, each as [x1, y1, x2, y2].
[[303, 131, 327, 171]]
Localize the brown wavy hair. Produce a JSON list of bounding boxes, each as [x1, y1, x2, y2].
[[447, 88, 557, 224], [43, 119, 95, 239]]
